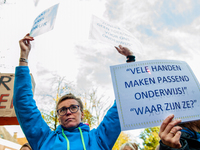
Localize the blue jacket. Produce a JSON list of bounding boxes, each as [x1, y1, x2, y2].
[[13, 66, 121, 150]]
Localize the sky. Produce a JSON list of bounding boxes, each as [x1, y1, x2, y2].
[[1, 0, 200, 147]]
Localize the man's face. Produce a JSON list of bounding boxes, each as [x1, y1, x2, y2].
[[58, 99, 84, 129]]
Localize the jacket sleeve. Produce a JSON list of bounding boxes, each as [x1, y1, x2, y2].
[[13, 66, 51, 150], [159, 139, 189, 150], [95, 101, 121, 149]]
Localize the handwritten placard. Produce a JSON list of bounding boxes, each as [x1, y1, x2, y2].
[[30, 3, 59, 37], [110, 60, 200, 131], [0, 73, 35, 125], [89, 15, 143, 54]]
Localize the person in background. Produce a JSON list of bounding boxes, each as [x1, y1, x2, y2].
[[20, 143, 32, 150], [13, 33, 135, 150], [120, 142, 138, 150], [158, 114, 200, 150]]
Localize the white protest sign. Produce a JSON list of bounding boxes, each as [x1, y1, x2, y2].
[[110, 60, 200, 131], [30, 3, 59, 37], [89, 15, 143, 54]]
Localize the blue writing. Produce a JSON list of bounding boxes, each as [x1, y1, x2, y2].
[[125, 77, 155, 88], [134, 87, 187, 100], [34, 17, 44, 25], [157, 75, 189, 83], [126, 66, 149, 74], [130, 104, 163, 115], [164, 102, 181, 110], [105, 31, 118, 38], [151, 65, 181, 72], [97, 23, 110, 31]]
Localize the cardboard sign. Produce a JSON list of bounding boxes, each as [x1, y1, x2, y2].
[[0, 73, 35, 125], [110, 60, 200, 131], [89, 15, 142, 53], [30, 3, 59, 37]]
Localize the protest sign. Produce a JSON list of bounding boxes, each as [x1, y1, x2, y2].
[[33, 0, 39, 6], [89, 15, 143, 54], [0, 73, 35, 125], [30, 3, 59, 37], [110, 60, 200, 131]]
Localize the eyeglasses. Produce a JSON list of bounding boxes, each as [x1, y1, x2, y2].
[[57, 105, 80, 116]]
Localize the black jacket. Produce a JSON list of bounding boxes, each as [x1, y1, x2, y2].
[[159, 131, 200, 150]]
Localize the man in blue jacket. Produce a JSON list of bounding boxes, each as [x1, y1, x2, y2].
[[14, 33, 135, 150]]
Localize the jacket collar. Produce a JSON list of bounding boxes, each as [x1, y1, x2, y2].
[[181, 127, 200, 142], [56, 123, 90, 133]]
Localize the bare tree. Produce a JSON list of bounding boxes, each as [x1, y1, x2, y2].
[[39, 75, 111, 130]]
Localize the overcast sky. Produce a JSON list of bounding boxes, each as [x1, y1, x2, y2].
[[1, 0, 200, 146]]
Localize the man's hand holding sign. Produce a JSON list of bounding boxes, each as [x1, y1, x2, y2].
[[159, 114, 182, 149]]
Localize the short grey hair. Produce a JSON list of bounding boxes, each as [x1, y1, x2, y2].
[[56, 93, 83, 113], [120, 142, 137, 150]]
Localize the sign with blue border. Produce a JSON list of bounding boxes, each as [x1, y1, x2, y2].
[[110, 60, 200, 131]]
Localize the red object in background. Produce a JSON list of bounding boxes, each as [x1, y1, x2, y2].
[[0, 117, 19, 125]]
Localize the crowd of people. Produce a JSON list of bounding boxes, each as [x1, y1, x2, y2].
[[15, 34, 200, 150]]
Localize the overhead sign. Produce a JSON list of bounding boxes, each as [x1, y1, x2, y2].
[[110, 60, 200, 131], [0, 73, 35, 125], [30, 3, 59, 37], [89, 15, 143, 54]]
